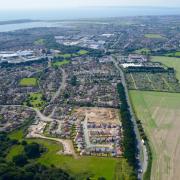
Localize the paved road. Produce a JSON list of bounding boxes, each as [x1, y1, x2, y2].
[[111, 56, 147, 179], [0, 105, 59, 122]]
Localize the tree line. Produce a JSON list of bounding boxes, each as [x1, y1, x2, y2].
[[117, 83, 138, 173]]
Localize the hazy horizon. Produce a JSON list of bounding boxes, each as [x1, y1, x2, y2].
[[0, 6, 180, 21]]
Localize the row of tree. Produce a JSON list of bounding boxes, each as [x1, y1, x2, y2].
[[117, 83, 138, 171], [126, 66, 174, 73]]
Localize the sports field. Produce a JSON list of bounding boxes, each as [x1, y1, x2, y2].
[[151, 56, 180, 81], [52, 60, 70, 67], [144, 34, 164, 39], [19, 77, 37, 86], [130, 90, 180, 180]]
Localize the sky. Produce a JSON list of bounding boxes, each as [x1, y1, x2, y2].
[[0, 0, 180, 10]]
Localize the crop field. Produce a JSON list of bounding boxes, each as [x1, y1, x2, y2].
[[130, 90, 180, 180], [144, 34, 164, 39], [151, 56, 180, 81], [19, 77, 37, 87], [8, 129, 135, 180], [126, 72, 180, 92]]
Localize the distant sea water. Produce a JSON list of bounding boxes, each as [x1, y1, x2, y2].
[[0, 7, 180, 32]]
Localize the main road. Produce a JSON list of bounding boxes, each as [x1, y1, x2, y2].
[[111, 56, 148, 180]]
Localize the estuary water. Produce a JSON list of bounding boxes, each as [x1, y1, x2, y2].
[[0, 7, 180, 32]]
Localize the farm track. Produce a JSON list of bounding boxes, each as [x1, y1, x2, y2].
[[130, 73, 138, 89]]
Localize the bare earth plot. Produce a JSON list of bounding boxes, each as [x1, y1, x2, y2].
[[130, 90, 180, 180]]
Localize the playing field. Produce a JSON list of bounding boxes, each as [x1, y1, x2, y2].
[[135, 48, 151, 54], [151, 56, 180, 81], [130, 90, 180, 180], [52, 60, 70, 67], [19, 77, 37, 86], [144, 34, 164, 39]]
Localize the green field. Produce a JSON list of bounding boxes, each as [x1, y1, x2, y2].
[[52, 60, 70, 67], [151, 56, 180, 81], [135, 48, 151, 55], [56, 53, 72, 58], [130, 90, 180, 180], [144, 34, 164, 39], [55, 50, 88, 59], [77, 50, 89, 55], [6, 145, 24, 161], [19, 78, 37, 87], [7, 129, 135, 179], [25, 92, 46, 110], [9, 129, 24, 141], [34, 38, 46, 45], [165, 51, 180, 57]]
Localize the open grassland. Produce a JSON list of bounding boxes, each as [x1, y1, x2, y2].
[[19, 77, 37, 87], [144, 34, 164, 39], [151, 56, 180, 81], [52, 60, 70, 67], [130, 90, 180, 180], [8, 129, 135, 179]]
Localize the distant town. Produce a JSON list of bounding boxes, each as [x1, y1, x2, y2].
[[0, 15, 180, 180]]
